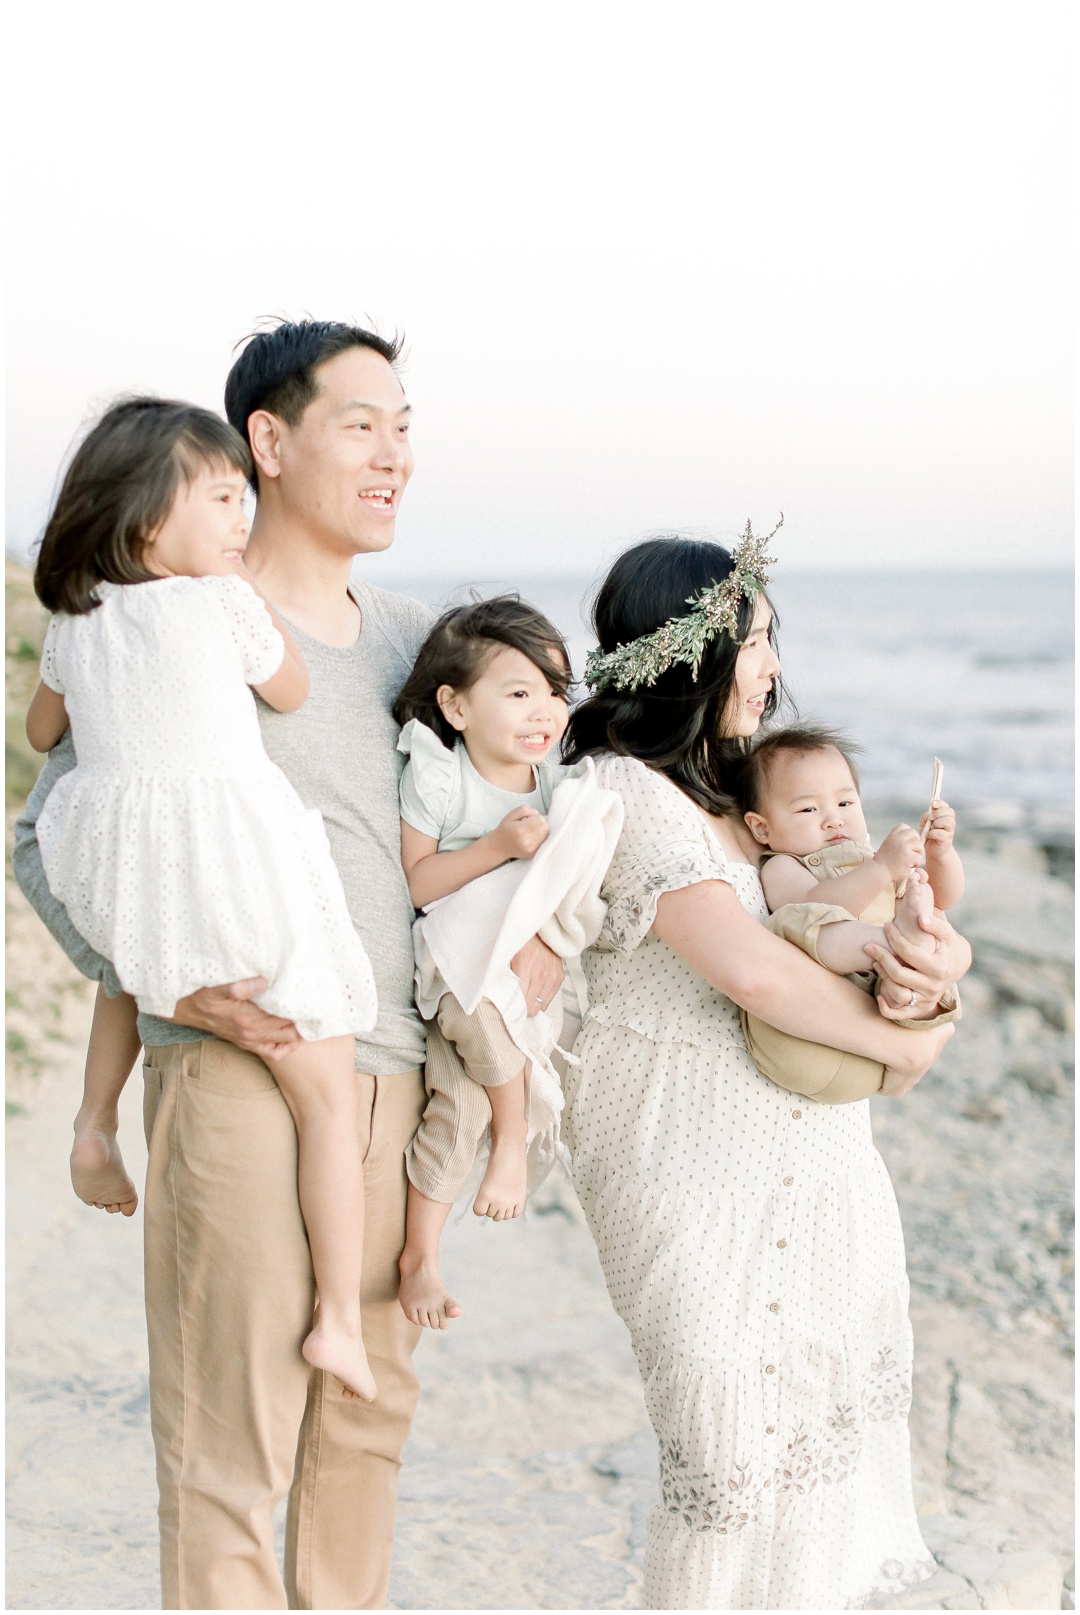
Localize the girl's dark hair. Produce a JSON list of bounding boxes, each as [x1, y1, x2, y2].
[[34, 397, 252, 615], [393, 595, 572, 748], [563, 535, 781, 815]]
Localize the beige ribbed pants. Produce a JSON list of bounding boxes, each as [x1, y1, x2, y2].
[[406, 995, 526, 1204], [141, 1040, 424, 1610]]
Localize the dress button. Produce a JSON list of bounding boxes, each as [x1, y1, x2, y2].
[[791, 1109, 802, 1119], [766, 1364, 776, 1374], [783, 1176, 794, 1186], [769, 1302, 780, 1312], [807, 853, 821, 866], [777, 1239, 787, 1248], [766, 1425, 776, 1434]]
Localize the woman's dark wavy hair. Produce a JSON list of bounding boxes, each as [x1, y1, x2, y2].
[[563, 536, 781, 815], [34, 397, 252, 615], [393, 595, 572, 749]]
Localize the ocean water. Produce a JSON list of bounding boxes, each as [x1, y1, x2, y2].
[[375, 568, 1074, 835]]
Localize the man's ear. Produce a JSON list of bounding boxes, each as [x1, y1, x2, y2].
[[744, 811, 772, 846], [248, 410, 284, 481], [436, 684, 467, 732]]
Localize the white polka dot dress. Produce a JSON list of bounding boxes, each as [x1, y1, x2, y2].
[[563, 755, 935, 1611]]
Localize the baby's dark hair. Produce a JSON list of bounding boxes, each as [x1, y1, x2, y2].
[[739, 722, 863, 814], [34, 397, 252, 615], [393, 595, 572, 748]]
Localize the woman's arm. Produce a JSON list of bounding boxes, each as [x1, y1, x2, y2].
[[26, 682, 70, 752], [653, 880, 954, 1094]]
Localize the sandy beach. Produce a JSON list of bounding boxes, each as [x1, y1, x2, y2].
[[5, 562, 1073, 1610]]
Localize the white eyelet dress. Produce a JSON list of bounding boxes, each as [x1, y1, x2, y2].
[[563, 755, 935, 1610], [35, 576, 378, 1041]]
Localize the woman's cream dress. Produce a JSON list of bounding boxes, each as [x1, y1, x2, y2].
[[563, 755, 935, 1610]]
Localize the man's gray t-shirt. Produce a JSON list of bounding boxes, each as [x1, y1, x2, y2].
[[13, 580, 433, 1077]]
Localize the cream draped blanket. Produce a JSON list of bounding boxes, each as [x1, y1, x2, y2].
[[412, 757, 624, 1191]]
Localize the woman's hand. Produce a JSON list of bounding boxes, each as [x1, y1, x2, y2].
[[865, 909, 971, 1017], [879, 1022, 956, 1095]]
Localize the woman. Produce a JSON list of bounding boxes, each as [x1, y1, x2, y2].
[[562, 531, 968, 1610]]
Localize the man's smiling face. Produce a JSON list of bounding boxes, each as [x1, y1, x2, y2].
[[270, 345, 414, 556]]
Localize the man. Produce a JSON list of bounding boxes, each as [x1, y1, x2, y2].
[[14, 320, 562, 1610]]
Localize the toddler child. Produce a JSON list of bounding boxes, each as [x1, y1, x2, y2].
[[737, 723, 964, 1102], [25, 396, 381, 1400], [391, 598, 572, 1329]]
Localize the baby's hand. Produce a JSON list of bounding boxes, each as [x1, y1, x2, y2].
[[920, 798, 956, 854], [492, 805, 549, 861], [873, 823, 925, 883]]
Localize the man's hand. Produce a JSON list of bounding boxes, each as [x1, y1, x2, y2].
[[510, 935, 564, 1018], [873, 823, 925, 883], [879, 1023, 956, 1095], [865, 909, 971, 1017], [170, 978, 301, 1062]]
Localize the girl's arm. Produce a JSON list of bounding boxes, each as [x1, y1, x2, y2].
[[402, 806, 548, 909], [26, 681, 70, 752], [653, 880, 956, 1095], [241, 573, 310, 714]]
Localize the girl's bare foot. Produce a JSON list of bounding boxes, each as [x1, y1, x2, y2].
[[302, 1319, 377, 1401], [398, 1256, 463, 1329], [70, 1123, 138, 1215], [892, 867, 937, 957], [473, 1130, 528, 1220]]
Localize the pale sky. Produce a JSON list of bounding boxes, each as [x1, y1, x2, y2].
[[6, 2, 1073, 576]]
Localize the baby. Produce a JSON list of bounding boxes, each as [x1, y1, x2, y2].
[[738, 723, 964, 1101]]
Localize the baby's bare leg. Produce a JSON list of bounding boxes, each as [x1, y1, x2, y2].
[[71, 985, 141, 1215], [270, 1034, 375, 1402], [398, 1185, 463, 1329], [473, 1067, 528, 1221], [889, 867, 938, 956], [813, 920, 891, 976]]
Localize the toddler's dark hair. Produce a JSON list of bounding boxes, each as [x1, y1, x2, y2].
[[738, 722, 862, 813], [34, 397, 252, 616], [393, 596, 572, 749]]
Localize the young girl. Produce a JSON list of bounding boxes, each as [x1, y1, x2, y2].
[[737, 722, 964, 1100], [391, 598, 572, 1329], [25, 396, 381, 1401]]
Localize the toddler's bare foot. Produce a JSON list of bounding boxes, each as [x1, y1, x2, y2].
[[892, 867, 937, 957], [302, 1319, 377, 1401], [398, 1256, 463, 1329], [473, 1132, 527, 1221], [70, 1124, 138, 1215]]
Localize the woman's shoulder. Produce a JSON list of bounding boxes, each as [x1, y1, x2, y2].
[[591, 752, 698, 819]]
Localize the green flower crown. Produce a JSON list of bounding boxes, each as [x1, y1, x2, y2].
[[584, 515, 782, 693]]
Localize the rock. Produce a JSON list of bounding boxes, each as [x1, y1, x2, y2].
[[940, 1546, 1062, 1609]]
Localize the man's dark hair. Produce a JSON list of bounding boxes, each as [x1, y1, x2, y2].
[[34, 396, 251, 615], [393, 596, 572, 750], [224, 320, 404, 469], [563, 536, 782, 816], [738, 722, 862, 814]]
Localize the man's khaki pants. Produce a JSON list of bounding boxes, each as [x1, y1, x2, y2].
[[142, 1040, 424, 1610]]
